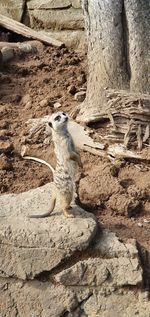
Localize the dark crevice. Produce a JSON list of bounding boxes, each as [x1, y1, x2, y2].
[[35, 225, 107, 283], [36, 5, 72, 11], [137, 242, 150, 291], [121, 0, 131, 81], [21, 0, 31, 27]]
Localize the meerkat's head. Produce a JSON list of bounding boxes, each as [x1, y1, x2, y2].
[[48, 112, 69, 132]]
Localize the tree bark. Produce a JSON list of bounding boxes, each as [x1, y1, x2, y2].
[[77, 0, 150, 123]]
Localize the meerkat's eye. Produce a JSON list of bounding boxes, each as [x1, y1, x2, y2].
[[62, 112, 66, 116], [54, 115, 61, 121]]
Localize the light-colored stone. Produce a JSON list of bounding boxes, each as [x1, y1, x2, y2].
[[54, 102, 61, 109], [1, 47, 14, 63], [83, 291, 150, 317], [21, 94, 32, 106], [40, 30, 86, 49], [0, 183, 97, 279], [92, 229, 139, 258], [74, 91, 86, 102], [71, 0, 81, 9], [28, 8, 84, 30], [28, 0, 71, 9], [0, 0, 24, 22], [0, 278, 77, 317], [55, 256, 142, 287]]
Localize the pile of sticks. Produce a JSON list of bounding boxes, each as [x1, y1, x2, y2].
[[105, 89, 150, 150]]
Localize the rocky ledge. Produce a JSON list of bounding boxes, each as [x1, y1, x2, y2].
[[0, 183, 150, 317]]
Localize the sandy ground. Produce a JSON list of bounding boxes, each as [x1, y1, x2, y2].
[[0, 43, 150, 261]]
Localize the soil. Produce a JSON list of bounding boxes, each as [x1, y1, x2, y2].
[[0, 43, 150, 261]]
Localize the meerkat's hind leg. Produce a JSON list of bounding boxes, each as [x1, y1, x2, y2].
[[28, 191, 56, 218], [61, 193, 75, 218], [63, 207, 75, 218]]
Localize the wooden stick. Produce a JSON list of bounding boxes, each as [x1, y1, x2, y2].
[[0, 14, 64, 47]]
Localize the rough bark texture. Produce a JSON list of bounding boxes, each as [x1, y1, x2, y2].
[[78, 0, 150, 121]]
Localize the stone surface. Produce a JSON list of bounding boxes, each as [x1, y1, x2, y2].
[[54, 102, 61, 109], [28, 8, 84, 30], [0, 278, 77, 317], [55, 256, 142, 287], [0, 0, 24, 22], [1, 47, 14, 63], [1, 277, 150, 317], [28, 0, 71, 9], [0, 183, 97, 279], [74, 91, 86, 102], [92, 229, 139, 258], [40, 30, 86, 49], [83, 291, 150, 317], [71, 0, 81, 9]]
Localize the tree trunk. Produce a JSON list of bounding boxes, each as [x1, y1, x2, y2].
[[77, 0, 150, 123]]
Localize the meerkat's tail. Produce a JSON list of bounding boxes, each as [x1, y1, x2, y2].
[[22, 156, 55, 174], [28, 193, 56, 218]]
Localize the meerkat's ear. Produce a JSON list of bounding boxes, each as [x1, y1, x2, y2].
[[48, 122, 53, 128]]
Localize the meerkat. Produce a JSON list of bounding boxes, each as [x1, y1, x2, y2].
[[23, 111, 82, 218]]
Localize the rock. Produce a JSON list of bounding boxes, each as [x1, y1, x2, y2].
[[71, 0, 81, 9], [137, 222, 143, 227], [0, 0, 24, 22], [21, 94, 31, 106], [28, 8, 84, 30], [74, 91, 86, 102], [83, 290, 150, 317], [143, 218, 150, 224], [0, 140, 13, 154], [68, 85, 77, 95], [17, 42, 33, 53], [0, 183, 97, 279], [0, 154, 12, 171], [92, 229, 139, 258], [39, 30, 86, 49], [54, 102, 62, 109], [0, 278, 77, 317], [1, 47, 14, 63], [40, 99, 49, 107], [28, 0, 71, 9], [55, 256, 142, 287]]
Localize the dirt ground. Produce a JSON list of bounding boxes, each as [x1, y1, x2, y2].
[[0, 43, 150, 260]]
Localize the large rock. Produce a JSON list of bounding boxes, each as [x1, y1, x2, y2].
[[71, 0, 81, 9], [0, 183, 97, 279], [28, 7, 84, 30], [92, 229, 139, 258], [40, 30, 86, 49], [27, 0, 71, 9], [0, 0, 24, 22], [1, 277, 149, 317], [0, 278, 78, 317], [55, 256, 142, 287], [83, 291, 150, 317]]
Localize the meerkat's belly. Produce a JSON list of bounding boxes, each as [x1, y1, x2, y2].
[[54, 166, 74, 195]]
